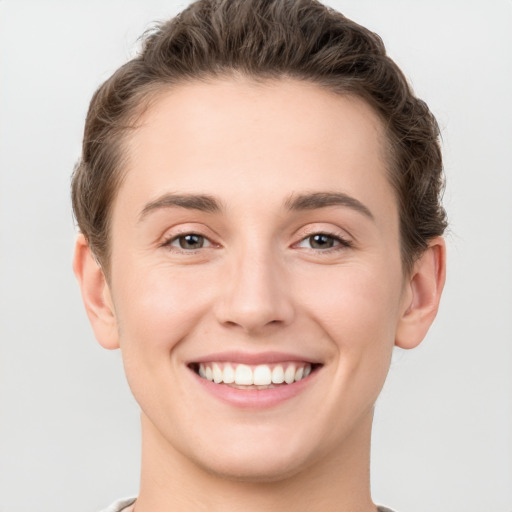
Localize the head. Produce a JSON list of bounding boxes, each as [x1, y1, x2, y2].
[[72, 0, 446, 278], [72, 0, 446, 487]]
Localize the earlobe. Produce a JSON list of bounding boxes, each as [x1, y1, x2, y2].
[[395, 237, 446, 350], [72, 234, 120, 350]]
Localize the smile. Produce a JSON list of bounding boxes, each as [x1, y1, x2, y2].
[[188, 353, 322, 408], [194, 362, 313, 388]]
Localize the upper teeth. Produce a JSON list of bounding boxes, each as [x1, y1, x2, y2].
[[198, 362, 312, 386]]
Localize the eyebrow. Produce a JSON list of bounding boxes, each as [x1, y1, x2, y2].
[[139, 193, 222, 220], [138, 191, 374, 221], [284, 191, 374, 220]]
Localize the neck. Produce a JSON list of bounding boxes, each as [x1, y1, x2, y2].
[[134, 410, 377, 512]]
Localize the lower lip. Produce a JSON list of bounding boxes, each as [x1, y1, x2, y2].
[[190, 368, 319, 409]]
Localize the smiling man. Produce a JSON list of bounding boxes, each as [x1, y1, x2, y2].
[[72, 1, 447, 511]]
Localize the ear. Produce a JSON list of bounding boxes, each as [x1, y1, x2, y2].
[[395, 237, 446, 349], [72, 234, 120, 350]]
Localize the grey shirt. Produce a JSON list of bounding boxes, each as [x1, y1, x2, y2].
[[99, 497, 397, 512]]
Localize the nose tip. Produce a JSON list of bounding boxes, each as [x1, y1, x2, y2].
[[221, 295, 290, 333], [222, 307, 284, 333], [214, 255, 294, 333]]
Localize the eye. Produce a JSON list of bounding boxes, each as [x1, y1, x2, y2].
[[297, 233, 350, 250], [166, 233, 212, 251]]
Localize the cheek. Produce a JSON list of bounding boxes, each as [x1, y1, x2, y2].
[[112, 261, 215, 357], [305, 262, 402, 340], [111, 262, 219, 415], [298, 260, 403, 397], [284, 261, 404, 446]]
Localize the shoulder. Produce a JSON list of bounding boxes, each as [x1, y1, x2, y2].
[[377, 507, 398, 512], [97, 497, 136, 512]]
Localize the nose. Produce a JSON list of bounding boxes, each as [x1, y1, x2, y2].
[[214, 247, 295, 334]]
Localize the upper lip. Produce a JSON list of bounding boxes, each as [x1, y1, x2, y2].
[[188, 351, 323, 366]]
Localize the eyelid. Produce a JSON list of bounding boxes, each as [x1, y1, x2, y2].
[[169, 234, 213, 248], [293, 225, 353, 251], [296, 234, 344, 247], [295, 223, 352, 240], [296, 233, 351, 249], [158, 224, 221, 252]]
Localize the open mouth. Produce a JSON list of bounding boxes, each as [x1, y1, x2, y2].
[[189, 361, 321, 390]]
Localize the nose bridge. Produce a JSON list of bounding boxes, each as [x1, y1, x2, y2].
[[215, 238, 294, 332]]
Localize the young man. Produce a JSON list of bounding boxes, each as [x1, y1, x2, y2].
[[72, 1, 446, 510]]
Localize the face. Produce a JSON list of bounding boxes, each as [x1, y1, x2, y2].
[[104, 78, 410, 480]]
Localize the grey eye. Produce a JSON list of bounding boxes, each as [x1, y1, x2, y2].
[[307, 234, 337, 249], [174, 234, 208, 250]]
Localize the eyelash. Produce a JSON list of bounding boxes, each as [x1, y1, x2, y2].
[[160, 230, 352, 254], [295, 232, 352, 252], [160, 232, 213, 253]]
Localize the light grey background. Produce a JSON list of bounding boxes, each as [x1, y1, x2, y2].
[[1, 1, 511, 511]]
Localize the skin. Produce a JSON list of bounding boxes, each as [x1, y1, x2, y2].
[[74, 78, 445, 512]]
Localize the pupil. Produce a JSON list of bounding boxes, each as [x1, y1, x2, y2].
[[179, 234, 203, 249], [310, 234, 333, 249]]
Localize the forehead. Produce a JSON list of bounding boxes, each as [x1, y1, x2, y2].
[[118, 78, 396, 223]]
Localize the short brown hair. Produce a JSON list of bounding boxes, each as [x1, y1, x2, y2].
[[71, 0, 447, 275]]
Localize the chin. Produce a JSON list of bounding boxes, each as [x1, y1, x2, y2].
[[195, 449, 310, 484], [183, 425, 322, 483]]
